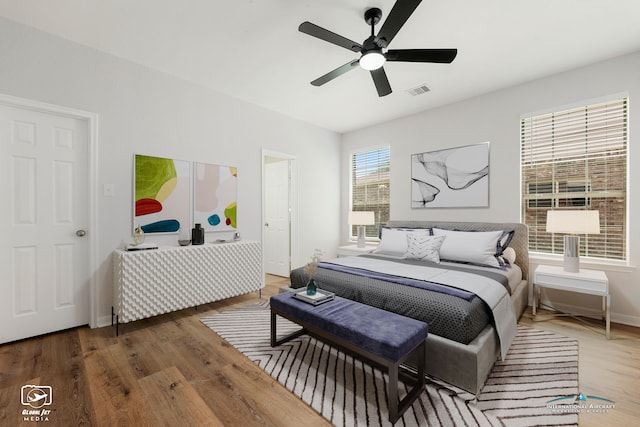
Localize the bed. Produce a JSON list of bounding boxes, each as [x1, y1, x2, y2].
[[288, 221, 529, 395]]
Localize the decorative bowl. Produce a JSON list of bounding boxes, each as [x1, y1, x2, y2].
[[178, 239, 191, 246]]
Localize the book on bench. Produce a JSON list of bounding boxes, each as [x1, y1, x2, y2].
[[293, 288, 335, 306]]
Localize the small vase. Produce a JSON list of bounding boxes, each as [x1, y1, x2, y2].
[[133, 225, 145, 245], [178, 227, 191, 246], [306, 278, 317, 296], [192, 223, 205, 245]]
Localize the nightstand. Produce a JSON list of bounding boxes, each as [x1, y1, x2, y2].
[[337, 244, 377, 258], [533, 264, 610, 339]]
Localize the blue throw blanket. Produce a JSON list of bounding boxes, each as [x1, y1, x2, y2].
[[318, 262, 474, 301]]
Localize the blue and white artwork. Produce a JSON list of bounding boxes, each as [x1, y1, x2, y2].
[[411, 142, 489, 208]]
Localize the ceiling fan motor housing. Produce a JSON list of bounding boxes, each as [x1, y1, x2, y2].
[[364, 8, 384, 51], [364, 7, 382, 26]]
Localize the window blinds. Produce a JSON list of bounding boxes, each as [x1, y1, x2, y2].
[[351, 147, 390, 238], [521, 97, 627, 260]]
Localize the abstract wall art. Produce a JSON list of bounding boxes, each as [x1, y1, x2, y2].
[[134, 154, 238, 234], [411, 142, 489, 208], [194, 163, 237, 232], [135, 154, 190, 233]]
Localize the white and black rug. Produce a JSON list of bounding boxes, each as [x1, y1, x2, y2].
[[201, 301, 578, 426]]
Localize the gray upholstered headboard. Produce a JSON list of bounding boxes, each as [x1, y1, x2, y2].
[[385, 220, 529, 280]]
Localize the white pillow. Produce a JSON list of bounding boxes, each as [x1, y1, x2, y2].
[[432, 228, 504, 267], [404, 234, 446, 263], [374, 228, 430, 255]]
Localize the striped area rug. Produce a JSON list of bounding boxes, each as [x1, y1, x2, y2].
[[201, 301, 578, 427]]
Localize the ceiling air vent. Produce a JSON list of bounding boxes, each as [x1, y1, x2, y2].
[[406, 84, 430, 96]]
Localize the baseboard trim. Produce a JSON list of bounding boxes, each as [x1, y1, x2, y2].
[[96, 315, 113, 329]]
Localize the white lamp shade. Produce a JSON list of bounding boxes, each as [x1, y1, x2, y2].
[[348, 211, 375, 225], [546, 210, 600, 234]]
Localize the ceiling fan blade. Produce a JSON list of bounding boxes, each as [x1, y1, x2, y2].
[[386, 48, 458, 63], [376, 0, 422, 47], [310, 60, 360, 86], [370, 67, 392, 97], [299, 22, 362, 52]]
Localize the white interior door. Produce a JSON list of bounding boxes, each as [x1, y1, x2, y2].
[[0, 102, 90, 344], [264, 158, 290, 277]]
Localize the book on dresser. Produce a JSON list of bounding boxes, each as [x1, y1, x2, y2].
[[124, 243, 158, 251]]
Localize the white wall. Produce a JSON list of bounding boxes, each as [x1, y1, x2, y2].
[[342, 51, 640, 327], [2, 15, 637, 329], [0, 18, 342, 327]]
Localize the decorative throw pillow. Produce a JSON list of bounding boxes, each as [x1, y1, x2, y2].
[[501, 247, 517, 265], [497, 230, 515, 254], [374, 227, 431, 256], [432, 228, 505, 267], [404, 233, 446, 263]]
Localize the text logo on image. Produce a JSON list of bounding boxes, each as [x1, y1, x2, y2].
[[21, 385, 52, 409]]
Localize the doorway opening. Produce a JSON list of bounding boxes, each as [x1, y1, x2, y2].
[[262, 150, 297, 277]]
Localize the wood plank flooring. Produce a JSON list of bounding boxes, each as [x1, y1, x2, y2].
[[520, 308, 640, 426], [1, 275, 638, 426]]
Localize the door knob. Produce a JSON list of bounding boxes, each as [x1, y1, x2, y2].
[[264, 223, 269, 227], [76, 230, 87, 237]]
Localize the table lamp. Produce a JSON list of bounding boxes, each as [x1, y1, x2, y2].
[[348, 211, 375, 248], [546, 210, 600, 273]]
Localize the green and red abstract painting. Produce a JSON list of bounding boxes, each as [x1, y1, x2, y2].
[[134, 154, 237, 234]]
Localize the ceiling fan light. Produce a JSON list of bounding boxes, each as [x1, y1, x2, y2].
[[359, 51, 386, 70]]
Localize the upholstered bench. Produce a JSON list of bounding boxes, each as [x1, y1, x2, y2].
[[270, 293, 428, 423]]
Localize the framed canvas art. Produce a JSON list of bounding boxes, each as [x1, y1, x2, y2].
[[193, 163, 237, 232], [134, 154, 238, 234], [134, 154, 190, 233], [411, 142, 489, 208]]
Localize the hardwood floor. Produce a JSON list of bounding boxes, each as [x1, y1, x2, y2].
[[520, 308, 640, 426], [1, 275, 638, 426]]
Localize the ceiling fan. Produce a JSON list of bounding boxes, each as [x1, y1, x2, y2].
[[299, 0, 457, 97]]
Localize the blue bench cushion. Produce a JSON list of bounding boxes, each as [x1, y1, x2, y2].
[[270, 293, 428, 362]]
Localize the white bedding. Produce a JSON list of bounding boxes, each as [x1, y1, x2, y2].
[[372, 253, 523, 294], [438, 260, 523, 294]]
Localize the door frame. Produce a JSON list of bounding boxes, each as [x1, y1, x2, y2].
[[0, 93, 99, 328], [261, 149, 298, 276]]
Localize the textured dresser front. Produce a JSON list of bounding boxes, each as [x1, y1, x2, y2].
[[113, 240, 263, 323]]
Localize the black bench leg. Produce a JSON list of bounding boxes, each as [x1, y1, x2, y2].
[[388, 341, 426, 424], [270, 310, 277, 346], [271, 309, 305, 347], [388, 363, 400, 423]]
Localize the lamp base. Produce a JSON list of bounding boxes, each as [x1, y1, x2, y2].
[[356, 225, 366, 248], [563, 255, 580, 273], [563, 235, 580, 273]]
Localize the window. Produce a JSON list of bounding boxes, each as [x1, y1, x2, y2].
[[527, 180, 591, 209], [350, 146, 390, 239], [521, 97, 628, 261]]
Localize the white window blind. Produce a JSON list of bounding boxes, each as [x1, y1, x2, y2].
[[351, 146, 390, 239], [521, 97, 628, 261]]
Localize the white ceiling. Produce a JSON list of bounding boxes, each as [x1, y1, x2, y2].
[[2, 0, 640, 133]]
